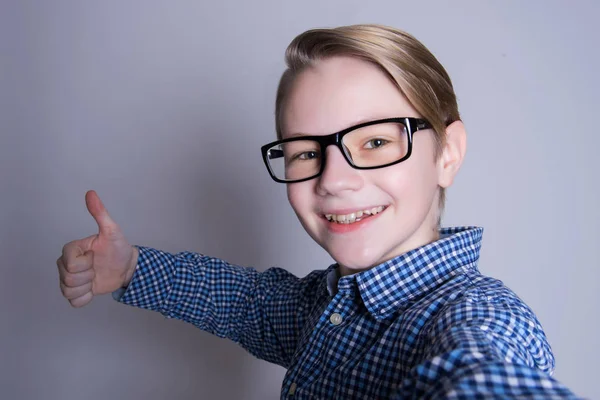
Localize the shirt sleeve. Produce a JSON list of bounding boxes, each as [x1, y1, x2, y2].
[[111, 245, 323, 368], [392, 287, 582, 399]]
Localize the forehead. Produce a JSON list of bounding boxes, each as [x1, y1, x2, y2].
[[282, 56, 419, 138]]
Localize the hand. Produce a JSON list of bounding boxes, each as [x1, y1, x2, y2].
[[57, 190, 138, 308]]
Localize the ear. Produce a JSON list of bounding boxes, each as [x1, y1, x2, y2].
[[437, 120, 467, 188]]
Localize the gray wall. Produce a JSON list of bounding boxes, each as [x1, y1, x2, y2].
[[1, 1, 598, 399]]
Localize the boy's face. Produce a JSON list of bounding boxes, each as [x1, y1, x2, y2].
[[282, 56, 461, 275]]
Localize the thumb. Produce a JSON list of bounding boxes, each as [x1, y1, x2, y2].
[[85, 190, 120, 236]]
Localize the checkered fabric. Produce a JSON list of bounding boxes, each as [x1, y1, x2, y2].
[[113, 226, 579, 399]]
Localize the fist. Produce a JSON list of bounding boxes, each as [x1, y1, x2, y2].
[[57, 190, 138, 308]]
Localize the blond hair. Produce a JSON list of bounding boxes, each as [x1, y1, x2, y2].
[[275, 24, 461, 222]]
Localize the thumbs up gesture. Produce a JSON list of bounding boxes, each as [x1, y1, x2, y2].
[[57, 190, 138, 308]]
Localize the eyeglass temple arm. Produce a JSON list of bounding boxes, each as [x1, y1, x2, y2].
[[416, 119, 432, 130], [267, 149, 284, 160]]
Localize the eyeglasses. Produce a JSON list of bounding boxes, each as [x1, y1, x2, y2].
[[261, 117, 432, 183]]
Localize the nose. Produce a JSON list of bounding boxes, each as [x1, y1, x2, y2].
[[316, 146, 364, 196]]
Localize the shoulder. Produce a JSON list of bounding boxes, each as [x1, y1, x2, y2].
[[426, 273, 555, 374]]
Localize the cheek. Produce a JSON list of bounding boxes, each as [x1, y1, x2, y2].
[[378, 156, 439, 204], [287, 183, 312, 216]]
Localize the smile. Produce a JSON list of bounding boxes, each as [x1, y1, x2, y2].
[[324, 206, 387, 224]]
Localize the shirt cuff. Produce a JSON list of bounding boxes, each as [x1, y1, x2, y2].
[[110, 245, 176, 312], [112, 287, 127, 301]]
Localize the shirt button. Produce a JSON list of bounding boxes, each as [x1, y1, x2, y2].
[[330, 312, 343, 325], [289, 382, 297, 395]]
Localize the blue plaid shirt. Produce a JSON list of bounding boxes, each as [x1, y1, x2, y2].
[[113, 226, 579, 399]]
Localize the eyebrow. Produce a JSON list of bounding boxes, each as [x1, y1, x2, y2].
[[285, 132, 311, 138]]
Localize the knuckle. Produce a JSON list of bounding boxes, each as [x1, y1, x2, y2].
[[57, 260, 65, 276], [62, 241, 81, 261], [69, 296, 81, 308], [70, 293, 90, 308], [61, 282, 80, 300], [63, 274, 77, 287]]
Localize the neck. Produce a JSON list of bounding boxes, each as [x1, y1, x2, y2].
[[338, 225, 440, 277]]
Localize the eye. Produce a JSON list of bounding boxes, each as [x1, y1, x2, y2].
[[364, 138, 389, 149], [294, 151, 320, 160]]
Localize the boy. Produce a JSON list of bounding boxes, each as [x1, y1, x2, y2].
[[57, 25, 579, 399]]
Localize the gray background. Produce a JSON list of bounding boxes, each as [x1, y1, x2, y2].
[[1, 0, 598, 399]]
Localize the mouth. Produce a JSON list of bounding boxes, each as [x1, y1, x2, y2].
[[323, 205, 388, 225]]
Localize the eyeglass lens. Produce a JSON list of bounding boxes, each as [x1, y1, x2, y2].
[[266, 122, 409, 181]]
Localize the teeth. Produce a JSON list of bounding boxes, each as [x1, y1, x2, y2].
[[324, 206, 386, 224]]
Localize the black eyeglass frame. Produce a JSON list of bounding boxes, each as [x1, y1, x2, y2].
[[260, 117, 433, 184]]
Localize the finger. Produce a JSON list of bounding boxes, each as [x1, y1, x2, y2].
[[85, 190, 120, 236], [61, 280, 93, 300], [57, 256, 70, 282], [69, 291, 93, 308], [60, 247, 94, 274], [59, 263, 95, 288], [57, 256, 93, 283], [57, 256, 66, 279]]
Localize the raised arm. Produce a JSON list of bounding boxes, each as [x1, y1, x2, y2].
[[57, 190, 320, 368], [113, 246, 323, 367], [392, 291, 581, 399]]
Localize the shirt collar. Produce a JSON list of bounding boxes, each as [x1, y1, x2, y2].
[[325, 226, 484, 320]]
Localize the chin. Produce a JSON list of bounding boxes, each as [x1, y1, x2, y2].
[[328, 247, 384, 272]]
